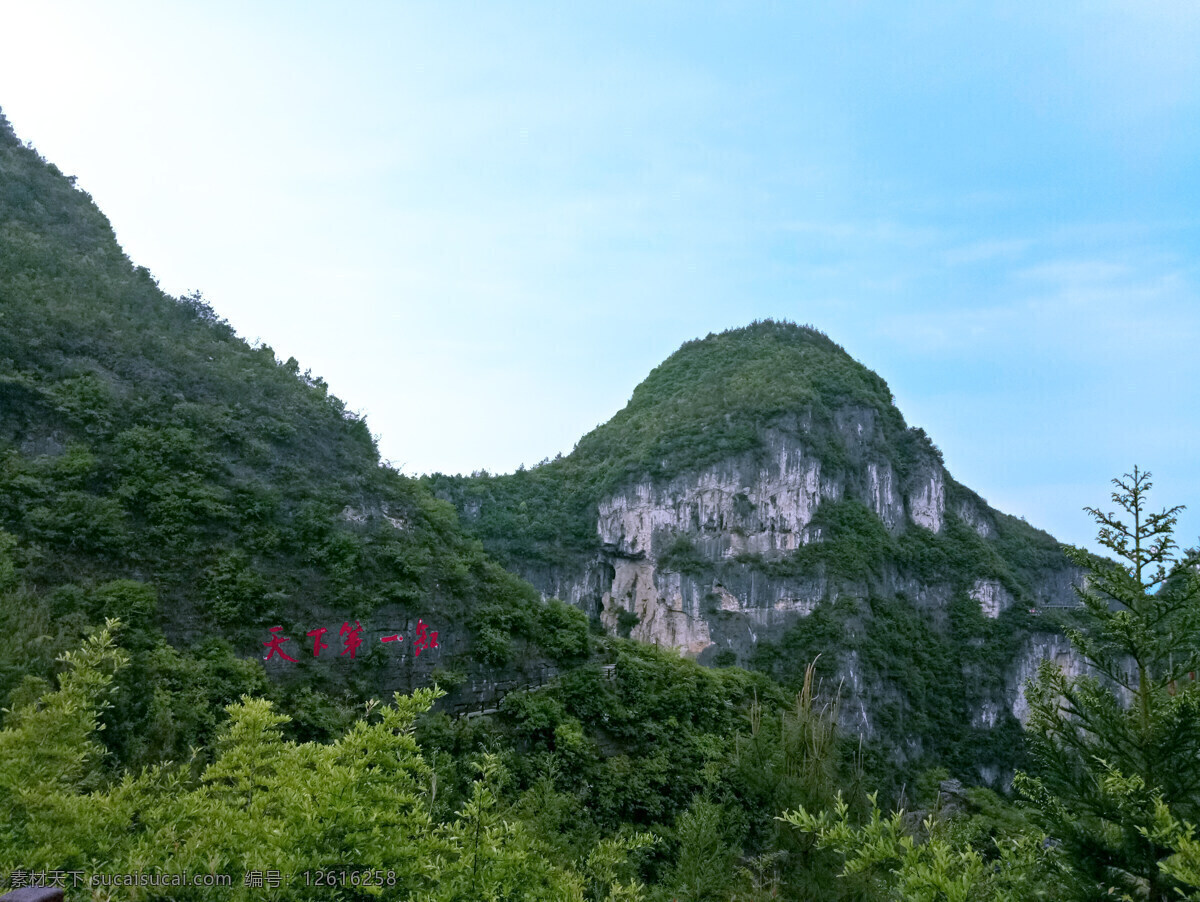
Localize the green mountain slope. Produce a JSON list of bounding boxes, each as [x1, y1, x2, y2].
[[1, 109, 1134, 900], [0, 108, 587, 764], [427, 322, 921, 564], [0, 103, 1080, 789], [427, 321, 1084, 779]]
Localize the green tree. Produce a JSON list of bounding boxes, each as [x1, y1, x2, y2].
[[1144, 796, 1200, 899], [779, 793, 1063, 901], [0, 620, 130, 873], [726, 658, 864, 897], [1016, 467, 1200, 900], [665, 796, 737, 901], [2, 624, 627, 900], [432, 753, 589, 901]]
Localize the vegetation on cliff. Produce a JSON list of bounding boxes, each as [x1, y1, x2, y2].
[[0, 107, 587, 766], [5, 475, 1198, 899], [424, 320, 940, 569], [4, 105, 1200, 900], [427, 319, 1076, 785]]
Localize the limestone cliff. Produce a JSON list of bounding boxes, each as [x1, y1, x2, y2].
[[427, 321, 1086, 771], [523, 416, 1077, 666]]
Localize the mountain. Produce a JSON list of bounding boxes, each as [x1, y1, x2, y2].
[[0, 108, 590, 763], [427, 321, 1085, 779], [0, 102, 1084, 785]]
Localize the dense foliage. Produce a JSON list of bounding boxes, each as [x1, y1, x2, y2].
[[425, 321, 933, 569], [13, 487, 1198, 902], [5, 105, 1200, 900], [1017, 469, 1200, 900], [0, 617, 885, 900], [0, 107, 589, 763], [426, 319, 1078, 782]]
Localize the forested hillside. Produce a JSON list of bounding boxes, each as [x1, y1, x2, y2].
[[0, 106, 590, 763], [3, 106, 1200, 900], [427, 320, 1087, 783]]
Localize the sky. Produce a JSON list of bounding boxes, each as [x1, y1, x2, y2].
[[1, 1, 1198, 555]]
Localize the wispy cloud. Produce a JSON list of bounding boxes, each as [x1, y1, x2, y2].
[[943, 239, 1030, 266]]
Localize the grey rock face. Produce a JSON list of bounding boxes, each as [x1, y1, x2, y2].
[[595, 428, 839, 561], [866, 461, 905, 531], [518, 411, 1080, 672], [906, 462, 945, 533], [474, 405, 1086, 755], [971, 579, 1013, 619], [955, 497, 994, 537]]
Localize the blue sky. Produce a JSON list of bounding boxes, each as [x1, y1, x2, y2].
[[1, 1, 1198, 554]]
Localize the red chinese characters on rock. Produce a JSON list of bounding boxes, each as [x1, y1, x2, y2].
[[339, 620, 364, 659], [261, 621, 438, 661], [413, 619, 439, 657], [263, 626, 298, 662], [306, 626, 330, 657]]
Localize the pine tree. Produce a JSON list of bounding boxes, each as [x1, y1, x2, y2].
[[668, 796, 737, 902], [1017, 467, 1200, 901]]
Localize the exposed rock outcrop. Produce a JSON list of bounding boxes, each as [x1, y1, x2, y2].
[[970, 578, 1013, 619], [867, 461, 905, 531], [907, 464, 945, 532], [586, 420, 883, 655], [595, 430, 837, 560], [433, 323, 1089, 767], [1009, 633, 1088, 724], [600, 559, 713, 655], [955, 497, 994, 537]]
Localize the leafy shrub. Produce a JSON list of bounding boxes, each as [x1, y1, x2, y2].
[[535, 598, 590, 662]]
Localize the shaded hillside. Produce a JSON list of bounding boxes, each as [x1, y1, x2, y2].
[[4, 108, 1170, 902], [0, 101, 1082, 787], [427, 321, 1085, 780], [427, 322, 1070, 594], [0, 108, 589, 763]]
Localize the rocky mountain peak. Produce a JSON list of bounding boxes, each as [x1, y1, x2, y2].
[[429, 321, 1087, 780]]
